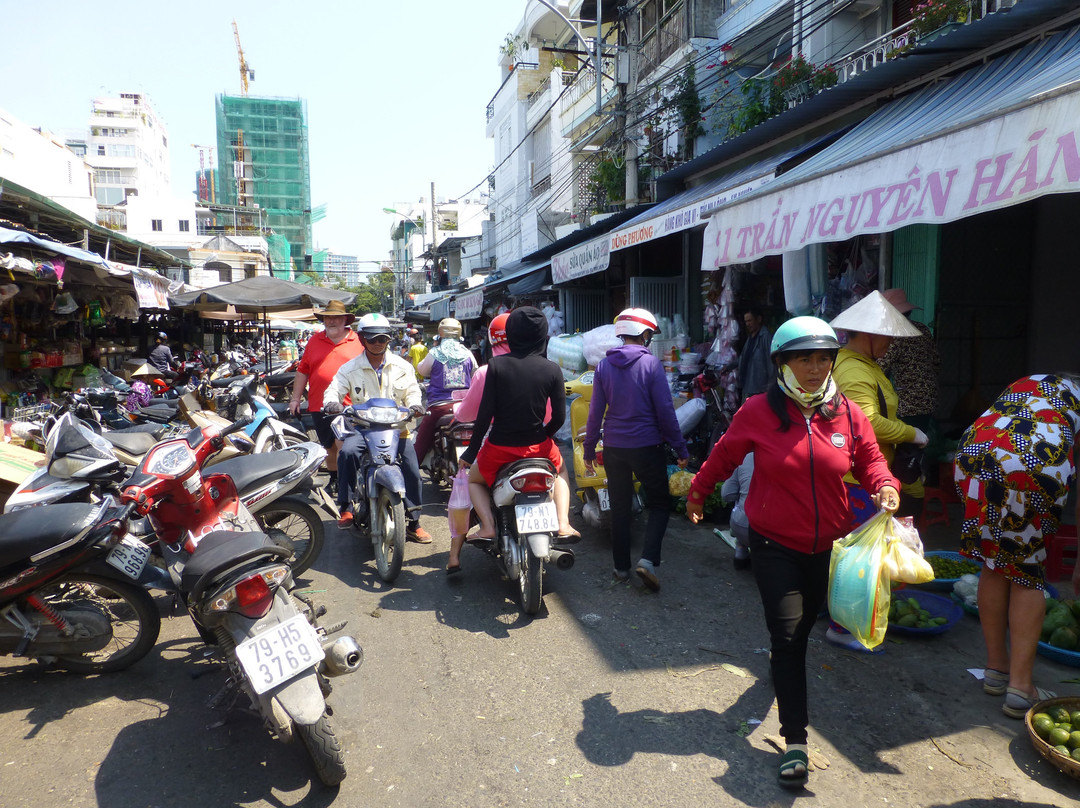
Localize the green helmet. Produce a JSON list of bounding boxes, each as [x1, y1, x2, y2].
[[770, 316, 840, 357]]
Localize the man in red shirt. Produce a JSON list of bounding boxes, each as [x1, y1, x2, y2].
[[287, 300, 363, 496]]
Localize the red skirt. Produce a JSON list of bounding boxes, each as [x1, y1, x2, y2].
[[476, 438, 563, 487]]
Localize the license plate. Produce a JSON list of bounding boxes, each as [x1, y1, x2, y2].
[[105, 537, 151, 580], [235, 614, 324, 695], [514, 501, 559, 534], [597, 487, 610, 512]]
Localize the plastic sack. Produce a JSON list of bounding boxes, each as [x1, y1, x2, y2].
[[447, 468, 472, 538], [669, 470, 694, 497], [581, 324, 622, 367], [828, 510, 891, 650], [882, 516, 934, 584], [675, 398, 706, 436]]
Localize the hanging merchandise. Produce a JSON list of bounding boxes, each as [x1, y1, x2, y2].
[[703, 267, 740, 413], [113, 295, 140, 321], [85, 301, 106, 327], [52, 292, 78, 315]]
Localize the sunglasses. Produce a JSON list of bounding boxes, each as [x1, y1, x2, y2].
[[365, 335, 391, 344]]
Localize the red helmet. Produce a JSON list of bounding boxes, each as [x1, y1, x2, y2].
[[488, 313, 510, 348]]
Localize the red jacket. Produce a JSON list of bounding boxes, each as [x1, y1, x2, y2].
[[689, 393, 898, 554]]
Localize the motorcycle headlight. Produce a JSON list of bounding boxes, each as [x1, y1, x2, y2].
[[141, 441, 197, 478], [360, 405, 402, 425]]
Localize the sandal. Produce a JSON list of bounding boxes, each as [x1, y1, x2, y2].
[[1002, 685, 1056, 719], [777, 748, 809, 789], [982, 668, 1008, 696]]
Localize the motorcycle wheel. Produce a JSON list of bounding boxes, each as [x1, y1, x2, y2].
[[258, 498, 325, 576], [42, 574, 161, 674], [295, 712, 346, 786], [519, 546, 543, 616], [256, 428, 308, 454], [373, 488, 406, 583]]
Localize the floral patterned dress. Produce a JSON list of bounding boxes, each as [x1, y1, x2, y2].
[[954, 374, 1080, 588]]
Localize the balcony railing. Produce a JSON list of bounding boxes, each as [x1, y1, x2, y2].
[[527, 76, 552, 109], [833, 19, 918, 84]]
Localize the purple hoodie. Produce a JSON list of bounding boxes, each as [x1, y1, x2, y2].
[[582, 344, 688, 459]]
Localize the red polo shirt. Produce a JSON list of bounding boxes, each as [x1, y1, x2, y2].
[[297, 329, 363, 411]]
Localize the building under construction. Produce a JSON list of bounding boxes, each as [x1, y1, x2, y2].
[[213, 94, 312, 277]]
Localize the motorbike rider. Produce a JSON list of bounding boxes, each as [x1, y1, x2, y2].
[[147, 332, 179, 380], [287, 300, 363, 497], [323, 312, 432, 543], [455, 307, 576, 573], [414, 318, 476, 469]]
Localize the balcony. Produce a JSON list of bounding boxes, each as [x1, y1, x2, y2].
[[832, 20, 917, 83]]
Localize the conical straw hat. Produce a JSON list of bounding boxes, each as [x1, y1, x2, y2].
[[829, 290, 922, 338]]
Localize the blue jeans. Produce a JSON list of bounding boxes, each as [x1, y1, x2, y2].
[[604, 444, 671, 572], [337, 434, 423, 524]]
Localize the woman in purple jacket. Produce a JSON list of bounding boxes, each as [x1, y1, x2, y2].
[[583, 309, 689, 591]]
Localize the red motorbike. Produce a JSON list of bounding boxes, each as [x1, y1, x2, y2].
[[119, 416, 362, 786]]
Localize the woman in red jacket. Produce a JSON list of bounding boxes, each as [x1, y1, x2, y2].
[[686, 316, 899, 790]]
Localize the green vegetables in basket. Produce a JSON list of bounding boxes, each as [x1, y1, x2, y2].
[[927, 555, 980, 579], [888, 595, 948, 629], [1032, 709, 1080, 760], [1042, 600, 1080, 649]]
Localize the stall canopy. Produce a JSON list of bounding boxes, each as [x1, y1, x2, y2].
[[170, 275, 355, 313], [702, 23, 1080, 269]]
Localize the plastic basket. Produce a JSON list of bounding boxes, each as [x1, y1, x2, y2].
[[11, 402, 52, 422], [1037, 640, 1080, 668], [888, 592, 962, 635]]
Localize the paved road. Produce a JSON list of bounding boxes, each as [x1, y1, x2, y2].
[[0, 488, 1075, 807]]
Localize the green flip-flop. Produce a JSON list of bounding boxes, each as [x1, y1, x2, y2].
[[778, 748, 809, 790]]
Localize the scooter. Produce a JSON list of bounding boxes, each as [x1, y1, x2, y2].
[[565, 371, 625, 529], [206, 375, 308, 453], [0, 496, 161, 673], [467, 457, 576, 616], [5, 412, 331, 576], [332, 398, 413, 584], [423, 390, 473, 489], [119, 415, 361, 786]]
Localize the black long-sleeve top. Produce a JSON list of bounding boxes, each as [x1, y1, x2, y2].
[[460, 353, 565, 464]]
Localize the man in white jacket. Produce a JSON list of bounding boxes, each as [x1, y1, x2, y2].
[[324, 313, 431, 543]]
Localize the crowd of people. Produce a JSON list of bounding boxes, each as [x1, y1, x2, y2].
[[281, 294, 1079, 793]]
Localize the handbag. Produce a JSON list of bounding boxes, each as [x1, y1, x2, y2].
[[876, 384, 923, 485]]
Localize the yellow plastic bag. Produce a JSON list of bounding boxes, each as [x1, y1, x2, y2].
[[669, 470, 694, 497], [828, 511, 891, 650]]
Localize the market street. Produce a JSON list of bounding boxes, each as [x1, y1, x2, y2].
[[0, 491, 1075, 808]]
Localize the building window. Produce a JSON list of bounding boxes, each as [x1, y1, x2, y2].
[[151, 219, 162, 231], [178, 220, 190, 232], [218, 266, 232, 283], [244, 263, 257, 279], [97, 145, 106, 156], [95, 168, 123, 185]]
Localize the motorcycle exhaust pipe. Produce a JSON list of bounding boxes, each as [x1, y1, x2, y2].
[[548, 549, 575, 571], [319, 635, 364, 677]]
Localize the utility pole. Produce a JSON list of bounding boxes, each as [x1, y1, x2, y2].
[[430, 181, 437, 292], [624, 9, 639, 206]]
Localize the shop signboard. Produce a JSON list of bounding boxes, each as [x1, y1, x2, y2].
[[702, 87, 1080, 269], [455, 288, 483, 320], [128, 266, 171, 310], [551, 237, 610, 284]]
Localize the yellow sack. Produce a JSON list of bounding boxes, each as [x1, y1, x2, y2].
[[829, 511, 891, 650]]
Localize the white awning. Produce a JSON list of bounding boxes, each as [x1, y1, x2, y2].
[[703, 25, 1080, 269]]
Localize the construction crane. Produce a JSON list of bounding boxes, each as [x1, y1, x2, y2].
[[191, 144, 216, 203], [232, 20, 254, 95]]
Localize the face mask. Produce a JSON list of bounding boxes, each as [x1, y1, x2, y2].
[[778, 364, 836, 409]]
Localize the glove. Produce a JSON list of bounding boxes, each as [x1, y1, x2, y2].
[[912, 427, 929, 447], [323, 401, 343, 415], [409, 404, 425, 418]]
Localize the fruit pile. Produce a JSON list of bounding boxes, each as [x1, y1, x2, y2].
[[1042, 597, 1080, 651], [889, 595, 949, 629], [1031, 704, 1080, 762], [927, 554, 980, 579]]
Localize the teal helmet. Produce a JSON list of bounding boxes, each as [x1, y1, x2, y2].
[[770, 316, 840, 357]]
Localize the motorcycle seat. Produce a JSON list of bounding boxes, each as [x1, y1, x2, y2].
[[109, 423, 167, 437], [264, 372, 295, 388], [210, 375, 246, 389], [0, 503, 101, 571], [102, 430, 159, 456], [183, 530, 291, 601], [147, 398, 180, 409], [435, 413, 456, 430], [134, 404, 177, 424], [209, 450, 302, 493]]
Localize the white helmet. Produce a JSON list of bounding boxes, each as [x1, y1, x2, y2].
[[356, 312, 392, 339], [614, 308, 660, 338], [438, 317, 462, 339]]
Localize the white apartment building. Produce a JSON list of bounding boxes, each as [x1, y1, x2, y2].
[[86, 93, 171, 208]]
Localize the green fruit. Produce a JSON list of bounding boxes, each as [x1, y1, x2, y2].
[[1068, 731, 1080, 750], [1032, 714, 1055, 740], [1073, 747, 1080, 762], [1070, 599, 1080, 619], [931, 616, 948, 626], [908, 597, 921, 610], [1054, 744, 1072, 756], [898, 614, 918, 627], [1049, 726, 1072, 746], [1071, 711, 1080, 727], [1050, 706, 1072, 724], [1049, 626, 1080, 651]]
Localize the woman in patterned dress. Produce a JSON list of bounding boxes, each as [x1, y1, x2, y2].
[[954, 373, 1080, 717]]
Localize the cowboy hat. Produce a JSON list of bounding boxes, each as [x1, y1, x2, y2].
[[829, 290, 922, 338], [312, 299, 355, 321]]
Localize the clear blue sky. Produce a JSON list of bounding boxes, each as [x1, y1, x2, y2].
[[0, 1, 523, 270]]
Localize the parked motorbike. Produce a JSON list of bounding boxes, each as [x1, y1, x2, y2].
[[467, 457, 576, 616], [331, 398, 413, 583], [207, 375, 309, 453], [119, 415, 361, 786], [0, 496, 161, 673], [5, 412, 331, 576], [423, 392, 474, 488]]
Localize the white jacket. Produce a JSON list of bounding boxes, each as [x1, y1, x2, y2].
[[325, 351, 423, 435]]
